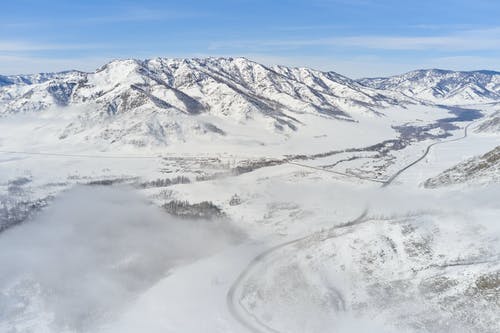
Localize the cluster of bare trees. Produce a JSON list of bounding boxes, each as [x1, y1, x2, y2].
[[0, 197, 50, 232], [139, 176, 191, 188], [162, 200, 223, 219]]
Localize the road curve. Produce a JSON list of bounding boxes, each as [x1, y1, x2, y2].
[[226, 209, 368, 333], [226, 119, 478, 333], [382, 120, 477, 187]]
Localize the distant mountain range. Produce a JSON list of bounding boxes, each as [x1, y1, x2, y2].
[[358, 68, 500, 104], [3, 58, 499, 116], [1, 57, 498, 147]]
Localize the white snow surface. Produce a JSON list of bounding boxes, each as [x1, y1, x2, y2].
[[1, 58, 500, 333]]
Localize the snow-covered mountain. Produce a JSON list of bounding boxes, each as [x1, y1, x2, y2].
[[358, 69, 500, 105], [0, 57, 408, 116], [0, 57, 404, 120], [2, 58, 500, 148], [0, 57, 419, 147]]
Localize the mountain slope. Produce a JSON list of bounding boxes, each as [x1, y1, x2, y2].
[[358, 69, 500, 105], [476, 110, 500, 133], [424, 146, 500, 187]]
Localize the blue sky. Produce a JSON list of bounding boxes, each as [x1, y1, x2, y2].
[[1, 0, 499, 77]]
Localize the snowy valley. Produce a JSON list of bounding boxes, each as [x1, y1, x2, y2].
[[0, 57, 499, 333]]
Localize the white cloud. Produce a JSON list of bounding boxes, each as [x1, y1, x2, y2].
[[81, 8, 204, 24], [209, 27, 500, 52], [0, 41, 108, 52], [0, 8, 206, 29], [0, 55, 111, 75]]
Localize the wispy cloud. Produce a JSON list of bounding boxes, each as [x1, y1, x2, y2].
[[334, 28, 500, 51], [0, 55, 111, 75], [0, 41, 108, 52], [312, 0, 380, 6], [272, 24, 348, 32], [0, 7, 206, 29], [209, 27, 500, 52], [81, 8, 205, 24]]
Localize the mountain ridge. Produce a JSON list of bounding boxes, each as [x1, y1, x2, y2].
[[358, 68, 500, 104], [2, 57, 499, 110], [1, 57, 499, 147]]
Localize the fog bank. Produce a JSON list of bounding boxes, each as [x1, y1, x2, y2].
[[0, 185, 241, 332]]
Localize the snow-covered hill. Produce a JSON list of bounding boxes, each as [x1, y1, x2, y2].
[[358, 69, 500, 105], [476, 110, 500, 133], [424, 146, 500, 187]]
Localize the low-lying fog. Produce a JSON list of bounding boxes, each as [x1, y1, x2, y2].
[[1, 182, 499, 333], [0, 185, 242, 332]]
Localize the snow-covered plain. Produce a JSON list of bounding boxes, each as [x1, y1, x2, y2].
[[0, 58, 499, 333]]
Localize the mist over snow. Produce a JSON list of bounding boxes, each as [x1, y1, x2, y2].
[[228, 185, 500, 333], [0, 185, 243, 332]]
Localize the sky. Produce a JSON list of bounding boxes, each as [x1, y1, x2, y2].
[[0, 0, 499, 78]]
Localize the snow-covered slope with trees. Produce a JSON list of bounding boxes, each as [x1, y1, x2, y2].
[[425, 146, 500, 187], [476, 110, 500, 133]]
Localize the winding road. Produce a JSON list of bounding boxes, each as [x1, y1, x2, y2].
[[226, 118, 480, 333], [226, 209, 368, 333], [382, 119, 477, 187]]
